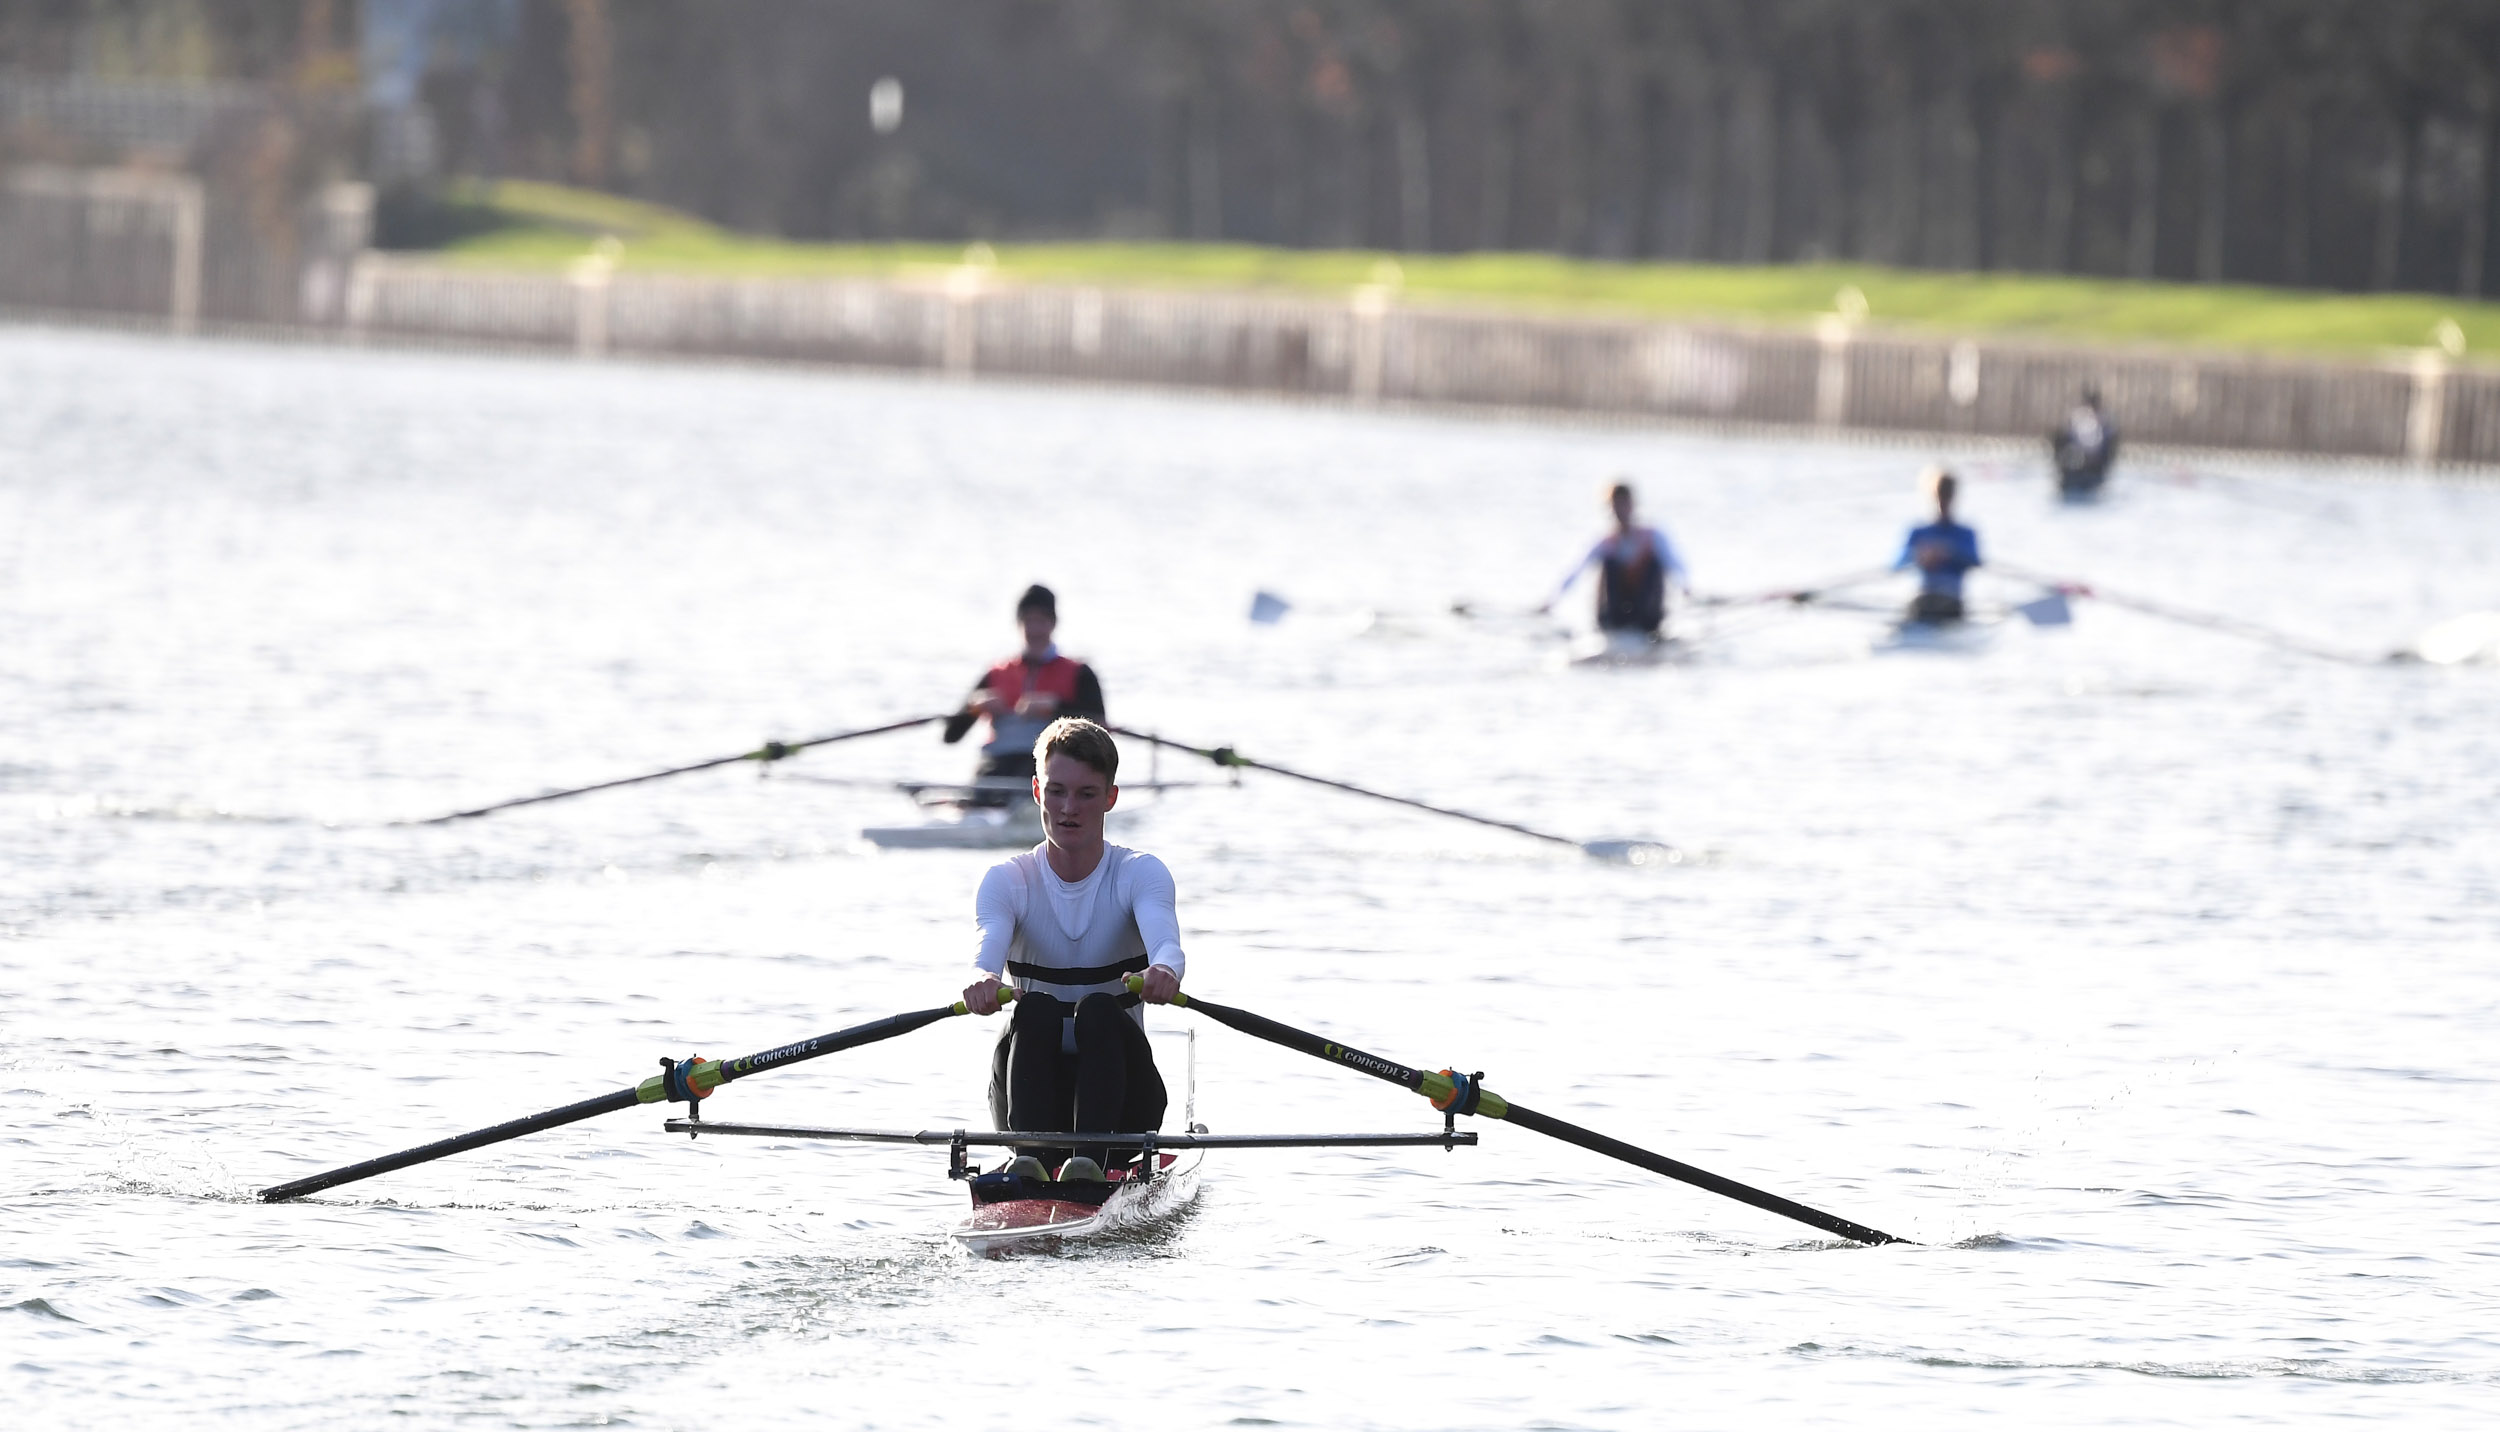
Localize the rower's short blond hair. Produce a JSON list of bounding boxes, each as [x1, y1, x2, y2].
[[1036, 717, 1119, 783]]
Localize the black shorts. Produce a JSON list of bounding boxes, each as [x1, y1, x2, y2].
[[987, 990, 1167, 1165], [1908, 592, 1966, 624]]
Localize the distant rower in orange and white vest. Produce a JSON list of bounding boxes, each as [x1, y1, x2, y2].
[[1538, 480, 1691, 640], [942, 584, 1107, 787]]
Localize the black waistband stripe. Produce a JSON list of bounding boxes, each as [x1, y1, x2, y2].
[[1006, 954, 1150, 986]]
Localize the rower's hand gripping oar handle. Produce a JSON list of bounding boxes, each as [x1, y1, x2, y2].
[[952, 984, 1018, 1017]]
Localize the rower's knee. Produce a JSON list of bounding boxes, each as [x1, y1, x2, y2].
[[1072, 992, 1127, 1033], [1011, 991, 1068, 1031]]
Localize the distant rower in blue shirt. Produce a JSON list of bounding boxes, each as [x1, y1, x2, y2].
[[1896, 467, 1980, 625]]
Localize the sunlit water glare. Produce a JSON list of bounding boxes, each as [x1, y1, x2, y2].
[[3, 326, 2496, 1428]]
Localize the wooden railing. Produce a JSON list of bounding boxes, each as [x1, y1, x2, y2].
[[3, 178, 2490, 470]]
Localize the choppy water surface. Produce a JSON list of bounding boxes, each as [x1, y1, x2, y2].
[[3, 326, 2496, 1428]]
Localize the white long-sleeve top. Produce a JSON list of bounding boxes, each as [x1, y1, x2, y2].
[[972, 844, 1186, 1009]]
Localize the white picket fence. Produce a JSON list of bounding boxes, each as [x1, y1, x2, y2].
[[0, 166, 202, 329]]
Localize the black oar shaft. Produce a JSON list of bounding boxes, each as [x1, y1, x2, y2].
[[259, 1002, 970, 1203], [1168, 990, 1901, 1246], [1177, 994, 1436, 1095], [1704, 565, 1896, 607], [426, 751, 752, 822], [257, 1087, 643, 1203], [711, 1005, 963, 1084], [1500, 1103, 1900, 1246], [421, 714, 944, 824], [1109, 727, 1579, 849]]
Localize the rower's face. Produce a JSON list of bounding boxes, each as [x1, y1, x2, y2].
[[1019, 609, 1056, 651], [1036, 753, 1118, 845], [1610, 491, 1635, 526]]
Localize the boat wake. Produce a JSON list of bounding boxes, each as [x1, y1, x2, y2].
[[1789, 1341, 2487, 1385]]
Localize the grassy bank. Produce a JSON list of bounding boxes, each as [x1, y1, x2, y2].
[[399, 179, 2500, 360]]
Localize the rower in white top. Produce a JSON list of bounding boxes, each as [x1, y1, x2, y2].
[[960, 717, 1184, 1185]]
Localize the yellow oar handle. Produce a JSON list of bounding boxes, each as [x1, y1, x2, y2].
[[950, 984, 1020, 1016], [1123, 973, 1191, 1007]]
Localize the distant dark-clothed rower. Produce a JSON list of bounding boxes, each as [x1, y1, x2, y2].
[[2049, 386, 2120, 501]]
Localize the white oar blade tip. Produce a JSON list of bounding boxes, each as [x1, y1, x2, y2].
[[2015, 592, 2073, 627], [1582, 839, 1678, 866], [2411, 611, 2500, 665]]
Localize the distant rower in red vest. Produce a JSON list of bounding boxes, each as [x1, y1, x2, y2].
[[1539, 480, 1690, 639], [943, 584, 1107, 786]]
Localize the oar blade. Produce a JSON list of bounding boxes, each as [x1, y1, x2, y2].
[[2014, 592, 2073, 627], [1578, 839, 1678, 866]]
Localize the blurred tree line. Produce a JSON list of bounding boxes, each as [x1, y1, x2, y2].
[[19, 0, 2500, 298], [0, 1, 352, 89]]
